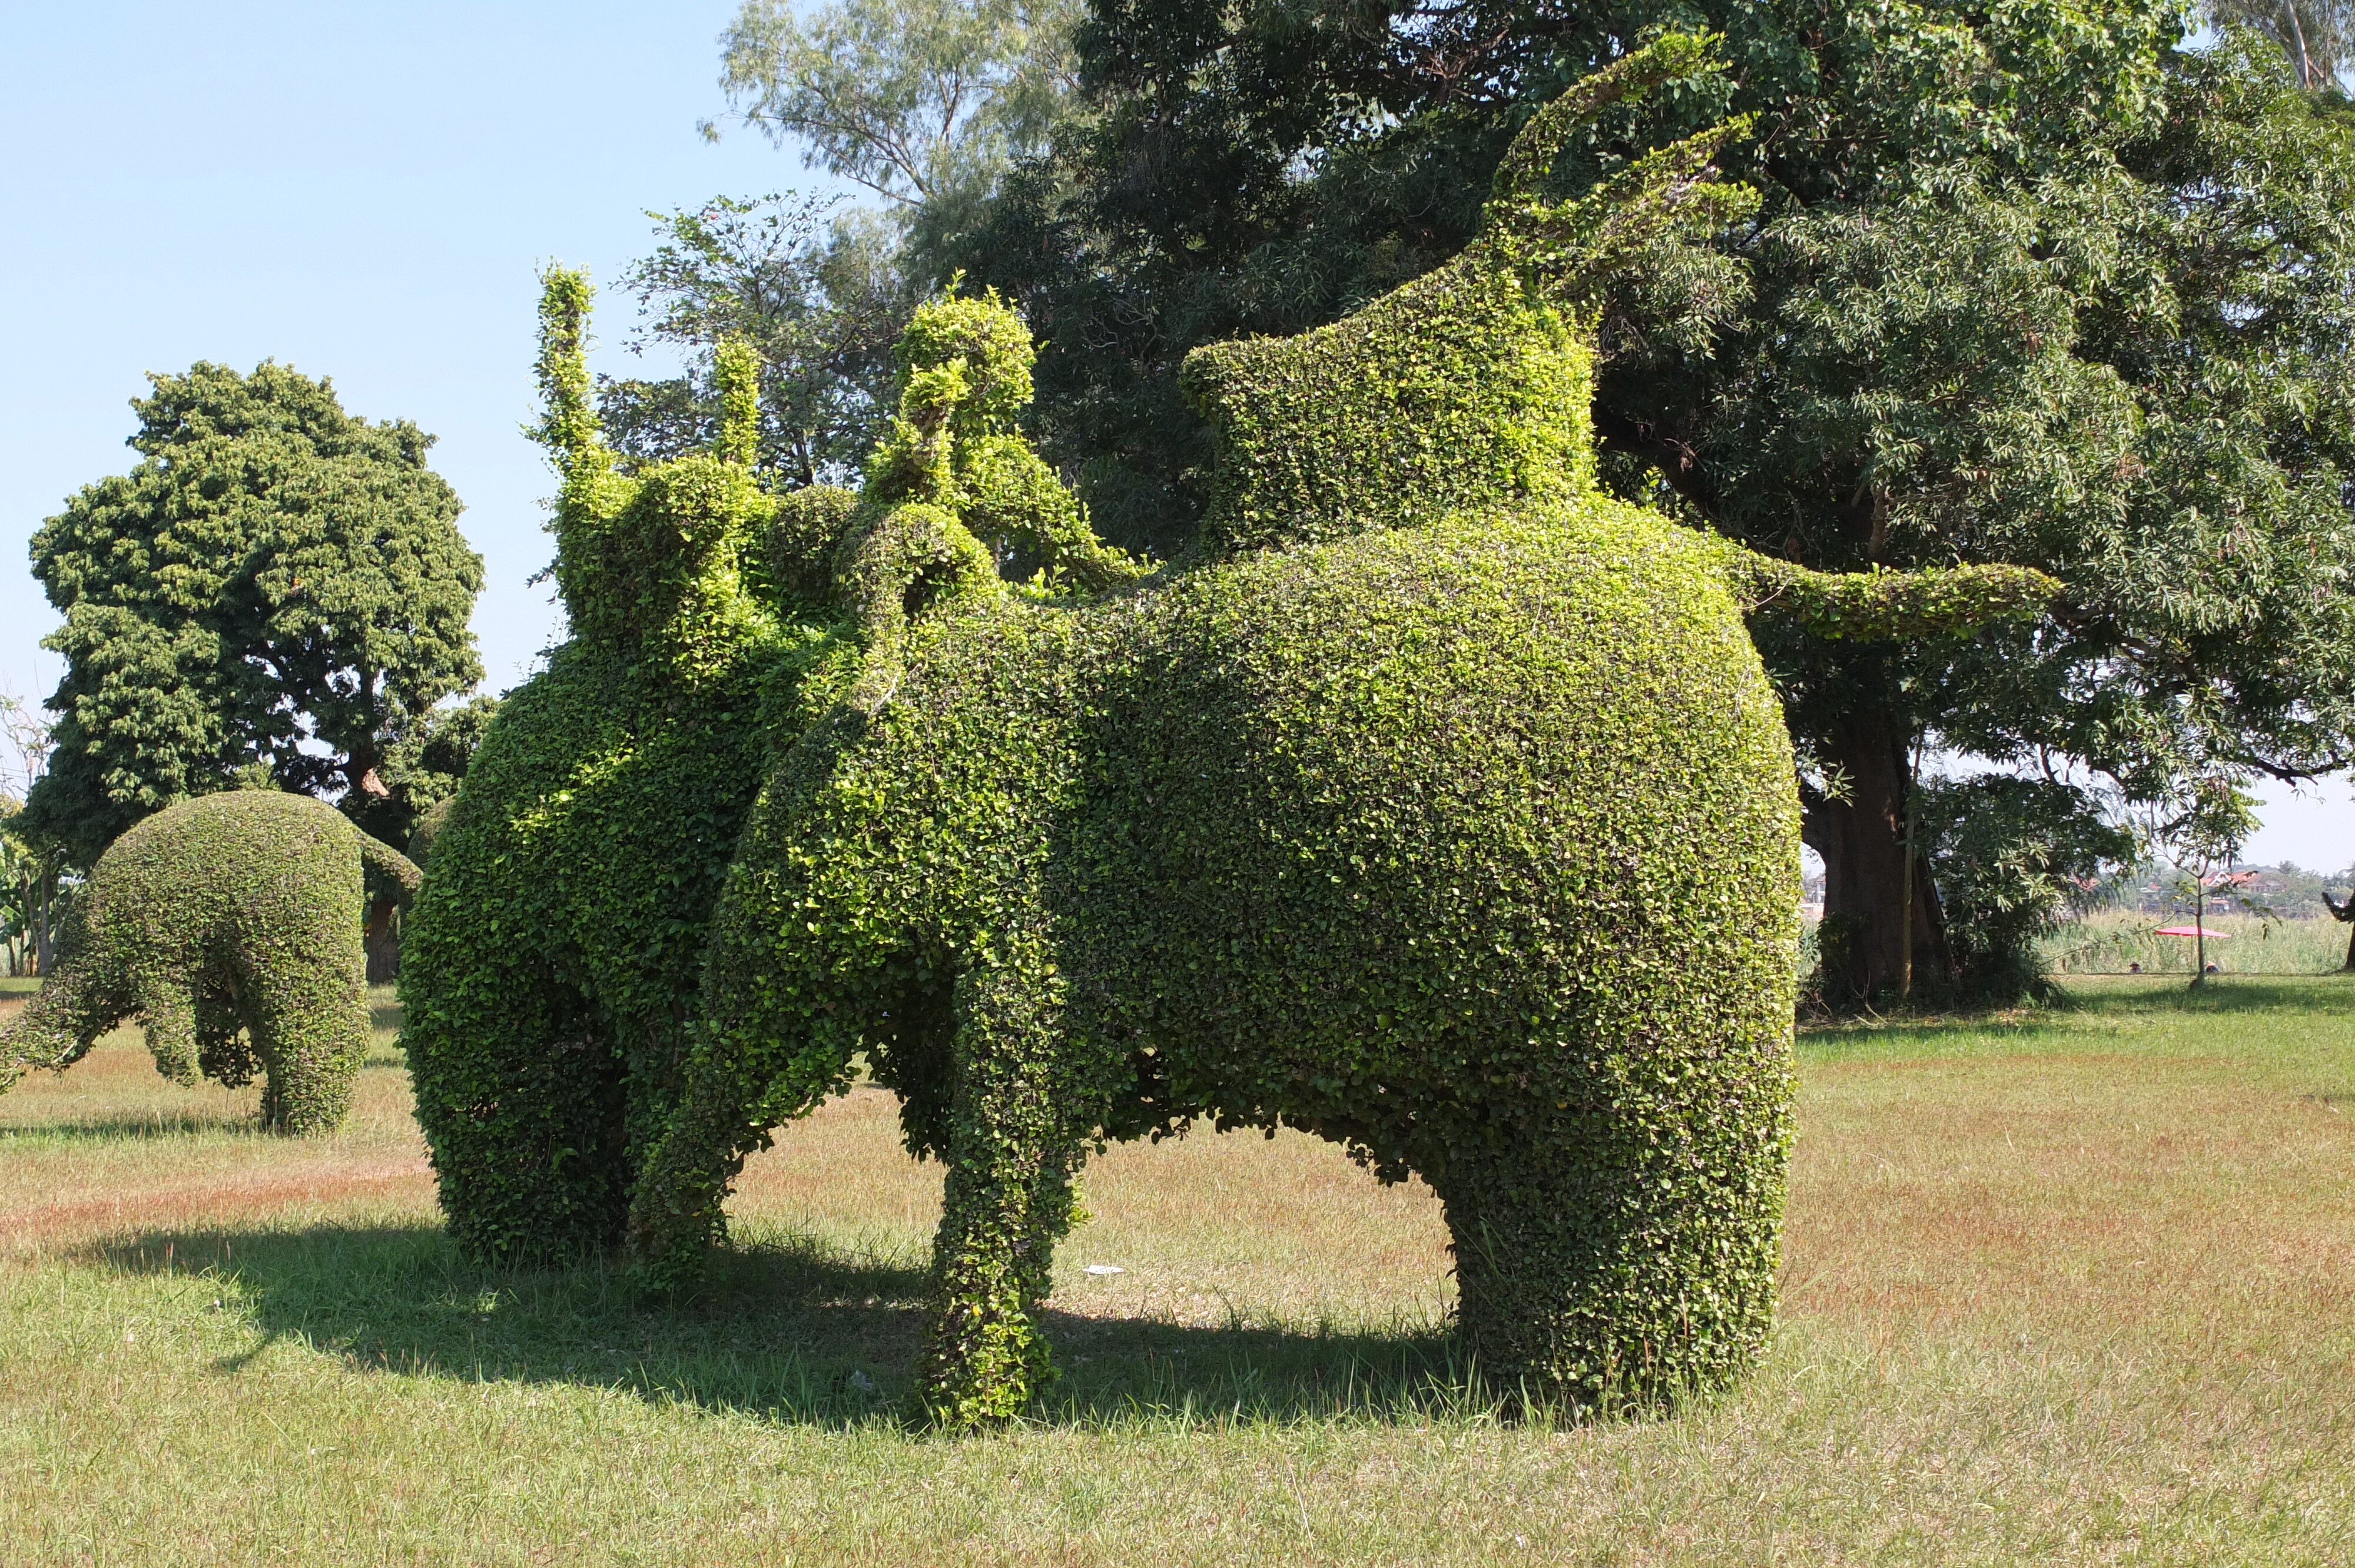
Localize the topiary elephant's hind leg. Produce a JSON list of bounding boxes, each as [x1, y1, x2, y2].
[[193, 978, 257, 1088], [917, 947, 1085, 1428], [1434, 1104, 1788, 1414]]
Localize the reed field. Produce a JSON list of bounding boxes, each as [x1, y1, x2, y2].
[[2042, 913, 2353, 976], [2, 975, 2354, 1565]]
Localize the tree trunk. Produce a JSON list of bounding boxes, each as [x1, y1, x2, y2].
[[1803, 707, 1952, 1005], [34, 874, 54, 976], [2324, 892, 2355, 970], [363, 899, 400, 984]]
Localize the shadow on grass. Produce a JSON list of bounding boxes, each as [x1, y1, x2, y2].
[[2077, 975, 2355, 1016], [81, 1222, 1464, 1430], [0, 1111, 264, 1142], [1799, 972, 2354, 1062]]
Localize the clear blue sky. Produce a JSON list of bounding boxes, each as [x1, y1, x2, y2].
[[4, 3, 2351, 870], [0, 1, 838, 701]]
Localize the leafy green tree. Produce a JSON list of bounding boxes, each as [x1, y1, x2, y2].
[[0, 695, 59, 975], [22, 362, 484, 870], [713, 0, 1082, 230], [1912, 776, 2138, 1002], [2205, 0, 2354, 88], [598, 194, 904, 486], [2132, 773, 2263, 985], [926, 5, 2355, 1002], [1, 800, 44, 977]]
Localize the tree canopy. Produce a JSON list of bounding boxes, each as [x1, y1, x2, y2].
[[714, 0, 1082, 225], [22, 361, 483, 868]]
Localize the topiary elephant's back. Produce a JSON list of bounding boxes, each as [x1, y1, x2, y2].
[[100, 791, 367, 961], [1079, 496, 1800, 1118]]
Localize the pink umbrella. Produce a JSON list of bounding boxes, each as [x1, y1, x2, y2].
[[2154, 925, 2230, 938]]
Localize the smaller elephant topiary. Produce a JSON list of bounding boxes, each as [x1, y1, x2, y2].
[[0, 790, 419, 1134]]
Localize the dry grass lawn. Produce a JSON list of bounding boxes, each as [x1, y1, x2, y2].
[[1, 976, 2351, 1564]]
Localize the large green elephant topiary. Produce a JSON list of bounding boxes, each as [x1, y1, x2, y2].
[[403, 36, 2054, 1420], [613, 38, 2054, 1424], [0, 790, 420, 1134]]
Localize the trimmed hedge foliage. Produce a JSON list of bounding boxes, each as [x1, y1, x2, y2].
[[0, 790, 416, 1134], [632, 494, 1805, 1421], [624, 39, 1932, 1424], [424, 36, 2054, 1421], [395, 282, 853, 1259]]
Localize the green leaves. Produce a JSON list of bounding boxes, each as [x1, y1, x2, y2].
[[602, 194, 904, 486], [22, 361, 483, 869], [717, 0, 1083, 210]]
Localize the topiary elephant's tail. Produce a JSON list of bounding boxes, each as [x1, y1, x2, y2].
[[357, 831, 423, 901]]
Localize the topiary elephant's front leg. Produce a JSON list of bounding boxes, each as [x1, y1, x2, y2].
[[138, 981, 202, 1086], [917, 945, 1084, 1428], [625, 1044, 766, 1293]]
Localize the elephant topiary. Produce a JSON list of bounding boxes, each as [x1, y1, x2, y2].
[[613, 37, 2055, 1424], [0, 789, 420, 1134]]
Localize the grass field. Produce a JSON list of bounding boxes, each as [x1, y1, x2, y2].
[[3, 977, 2354, 1564]]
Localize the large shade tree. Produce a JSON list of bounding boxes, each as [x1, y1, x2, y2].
[[22, 361, 484, 871], [916, 3, 2355, 1001]]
